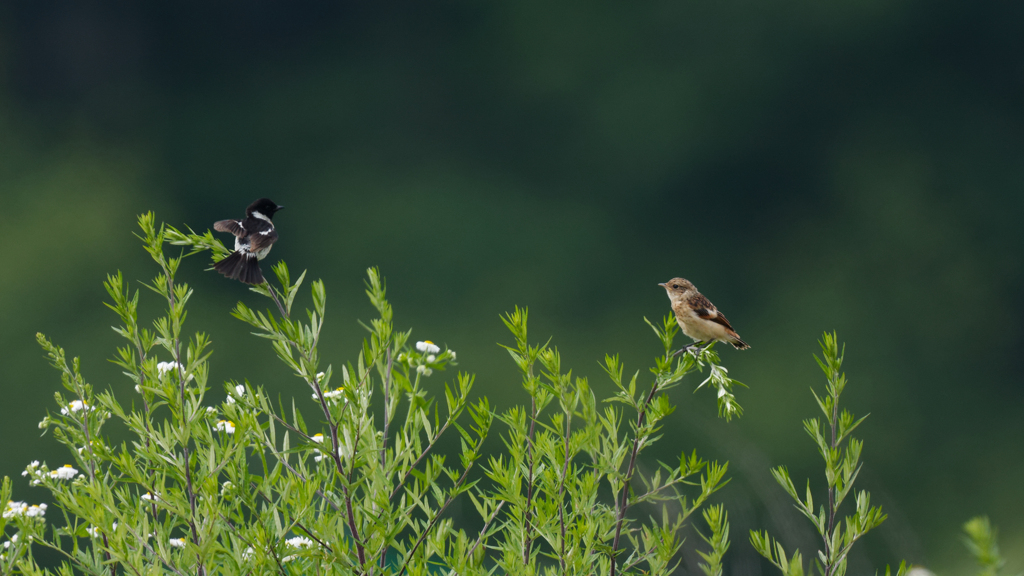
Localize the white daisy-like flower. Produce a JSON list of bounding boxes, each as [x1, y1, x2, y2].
[[141, 492, 158, 502], [50, 464, 79, 480], [416, 365, 433, 377], [215, 420, 236, 434], [242, 546, 254, 560], [310, 433, 324, 444], [86, 523, 115, 538], [416, 340, 441, 354], [169, 537, 186, 549], [61, 400, 92, 415], [286, 536, 313, 548], [3, 534, 17, 548]]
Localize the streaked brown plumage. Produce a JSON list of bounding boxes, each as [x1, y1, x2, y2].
[[659, 278, 750, 350]]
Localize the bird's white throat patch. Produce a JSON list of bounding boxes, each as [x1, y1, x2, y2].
[[252, 211, 273, 225]]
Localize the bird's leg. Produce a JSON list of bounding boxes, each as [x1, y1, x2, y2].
[[671, 341, 702, 358], [696, 340, 715, 355]]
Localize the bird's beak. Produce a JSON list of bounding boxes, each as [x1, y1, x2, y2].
[[657, 283, 667, 287], [275, 205, 285, 211]]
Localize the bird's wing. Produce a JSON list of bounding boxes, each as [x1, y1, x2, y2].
[[688, 294, 735, 331], [214, 219, 247, 238], [248, 223, 279, 253]]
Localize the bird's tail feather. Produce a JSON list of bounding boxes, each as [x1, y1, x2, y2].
[[730, 337, 751, 350], [214, 252, 266, 285], [239, 255, 265, 285], [214, 252, 243, 279]]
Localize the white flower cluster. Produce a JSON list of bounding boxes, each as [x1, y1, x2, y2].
[[314, 387, 347, 404], [22, 461, 43, 486], [405, 340, 456, 377], [4, 501, 46, 519], [170, 537, 187, 549], [60, 400, 92, 415], [3, 533, 19, 549], [156, 361, 181, 377], [215, 420, 236, 434], [141, 492, 158, 503]]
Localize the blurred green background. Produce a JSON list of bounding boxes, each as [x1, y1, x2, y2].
[[2, 1, 1021, 573]]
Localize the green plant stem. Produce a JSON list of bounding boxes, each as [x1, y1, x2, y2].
[[824, 384, 839, 576], [558, 406, 572, 572], [396, 462, 477, 576], [610, 379, 662, 576]]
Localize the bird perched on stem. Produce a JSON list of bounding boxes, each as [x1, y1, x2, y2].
[[659, 277, 750, 355], [212, 198, 284, 285]]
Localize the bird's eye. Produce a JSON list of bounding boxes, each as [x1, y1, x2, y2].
[[672, 284, 679, 289]]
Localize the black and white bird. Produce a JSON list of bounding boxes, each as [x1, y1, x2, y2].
[[212, 198, 284, 285]]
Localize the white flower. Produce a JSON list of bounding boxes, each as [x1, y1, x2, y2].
[[169, 537, 186, 549], [3, 534, 17, 548], [416, 341, 441, 354], [50, 464, 79, 480], [221, 481, 234, 495], [226, 384, 246, 404], [157, 361, 180, 376], [317, 387, 347, 404], [310, 433, 324, 444], [316, 372, 325, 383], [25, 504, 47, 518], [286, 536, 313, 548], [4, 501, 46, 519], [141, 492, 158, 502], [426, 354, 436, 363], [906, 569, 936, 576], [242, 546, 254, 560], [206, 407, 217, 415], [215, 420, 236, 434], [416, 365, 433, 377], [450, 350, 456, 360], [61, 400, 92, 415]]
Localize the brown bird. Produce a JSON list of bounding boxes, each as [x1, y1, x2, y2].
[[659, 278, 750, 354]]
